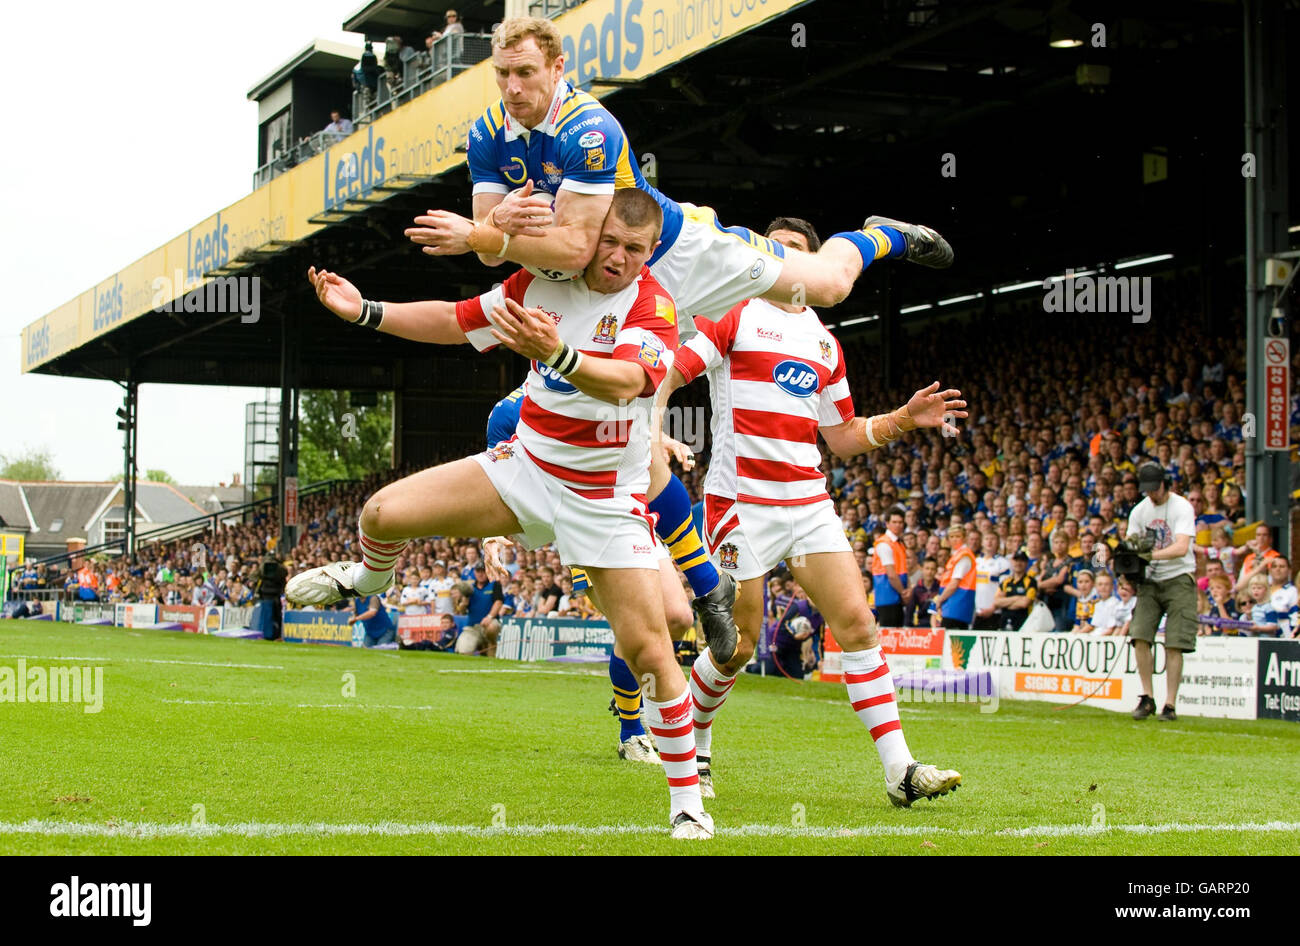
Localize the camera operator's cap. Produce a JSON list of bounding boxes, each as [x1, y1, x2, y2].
[[1137, 462, 1165, 493]]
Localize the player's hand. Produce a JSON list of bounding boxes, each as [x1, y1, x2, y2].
[[482, 536, 513, 583], [905, 382, 967, 435], [657, 433, 696, 471], [307, 267, 363, 323], [405, 210, 475, 255], [487, 298, 561, 361], [492, 180, 555, 237]]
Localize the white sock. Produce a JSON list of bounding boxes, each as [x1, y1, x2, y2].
[[348, 526, 407, 594], [841, 645, 912, 778], [644, 691, 703, 817], [689, 648, 735, 760]]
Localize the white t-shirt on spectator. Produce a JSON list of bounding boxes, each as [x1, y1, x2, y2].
[[422, 576, 456, 615], [976, 554, 1011, 612], [1091, 595, 1120, 632], [400, 584, 429, 615], [1115, 596, 1136, 628], [1126, 492, 1196, 582]]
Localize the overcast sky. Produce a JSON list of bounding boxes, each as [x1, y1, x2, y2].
[[0, 1, 362, 484]]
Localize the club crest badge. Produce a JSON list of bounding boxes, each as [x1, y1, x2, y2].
[[592, 312, 618, 343], [718, 543, 740, 570], [486, 442, 514, 463], [819, 339, 832, 362]]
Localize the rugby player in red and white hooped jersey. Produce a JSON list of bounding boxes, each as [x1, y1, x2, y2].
[[290, 190, 714, 839], [659, 217, 968, 809]]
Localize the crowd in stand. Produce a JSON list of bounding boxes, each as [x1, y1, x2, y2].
[[819, 313, 1299, 639], [12, 307, 1300, 651], [351, 9, 471, 114]]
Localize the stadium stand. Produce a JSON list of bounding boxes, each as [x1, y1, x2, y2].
[[9, 1, 1298, 660]]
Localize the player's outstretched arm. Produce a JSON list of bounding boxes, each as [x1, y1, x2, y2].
[[820, 381, 967, 459], [487, 298, 646, 404], [406, 185, 610, 275], [306, 267, 468, 345]]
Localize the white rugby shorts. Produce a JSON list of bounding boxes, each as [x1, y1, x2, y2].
[[473, 439, 660, 571], [704, 495, 850, 581], [650, 204, 784, 336]]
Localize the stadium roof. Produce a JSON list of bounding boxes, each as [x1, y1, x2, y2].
[[342, 0, 501, 38], [19, 0, 1299, 409], [246, 38, 367, 102]]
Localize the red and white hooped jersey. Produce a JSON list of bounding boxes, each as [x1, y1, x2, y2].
[[675, 297, 854, 506], [455, 267, 679, 498]]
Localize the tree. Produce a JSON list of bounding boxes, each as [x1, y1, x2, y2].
[[0, 446, 60, 481], [297, 391, 393, 483], [144, 469, 176, 484]]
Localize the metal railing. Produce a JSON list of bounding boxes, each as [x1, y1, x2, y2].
[[254, 130, 353, 190], [529, 0, 588, 17], [353, 32, 494, 128], [252, 34, 493, 190], [5, 478, 356, 599]]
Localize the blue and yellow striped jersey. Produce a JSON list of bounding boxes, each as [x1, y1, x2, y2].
[[486, 383, 527, 448], [467, 78, 683, 263]]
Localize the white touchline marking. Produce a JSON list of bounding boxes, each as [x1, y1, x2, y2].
[[160, 699, 439, 711], [1, 820, 1296, 839], [434, 668, 606, 676], [0, 654, 112, 661], [0, 654, 283, 670]]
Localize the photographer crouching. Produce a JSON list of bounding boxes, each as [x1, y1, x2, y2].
[[1120, 463, 1198, 722]]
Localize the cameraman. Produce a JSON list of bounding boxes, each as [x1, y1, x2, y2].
[[256, 553, 289, 641], [1125, 463, 1197, 721]]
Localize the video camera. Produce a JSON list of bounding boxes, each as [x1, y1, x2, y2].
[[1112, 532, 1155, 583]]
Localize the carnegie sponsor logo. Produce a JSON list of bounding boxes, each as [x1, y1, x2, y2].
[[558, 114, 606, 143]]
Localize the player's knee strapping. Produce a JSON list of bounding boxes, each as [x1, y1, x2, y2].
[[650, 475, 719, 598], [609, 655, 645, 739]]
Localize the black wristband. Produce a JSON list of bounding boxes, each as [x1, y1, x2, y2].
[[545, 340, 582, 375], [554, 343, 582, 375], [356, 299, 385, 329]]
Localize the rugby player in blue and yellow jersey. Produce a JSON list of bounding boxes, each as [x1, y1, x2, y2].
[[407, 16, 954, 327]]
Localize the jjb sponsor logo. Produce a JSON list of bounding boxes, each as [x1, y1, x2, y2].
[[772, 360, 818, 398], [533, 360, 578, 393]]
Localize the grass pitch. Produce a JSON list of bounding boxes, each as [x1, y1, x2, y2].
[[1, 619, 1297, 855]]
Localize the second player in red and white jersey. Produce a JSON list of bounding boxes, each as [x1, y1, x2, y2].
[[456, 265, 677, 502], [674, 296, 854, 577], [676, 297, 853, 505]]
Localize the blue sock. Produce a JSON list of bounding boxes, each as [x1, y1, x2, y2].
[[609, 655, 644, 740], [832, 227, 905, 271], [650, 474, 719, 597]]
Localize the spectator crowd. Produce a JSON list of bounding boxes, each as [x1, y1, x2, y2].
[[11, 314, 1300, 656]]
